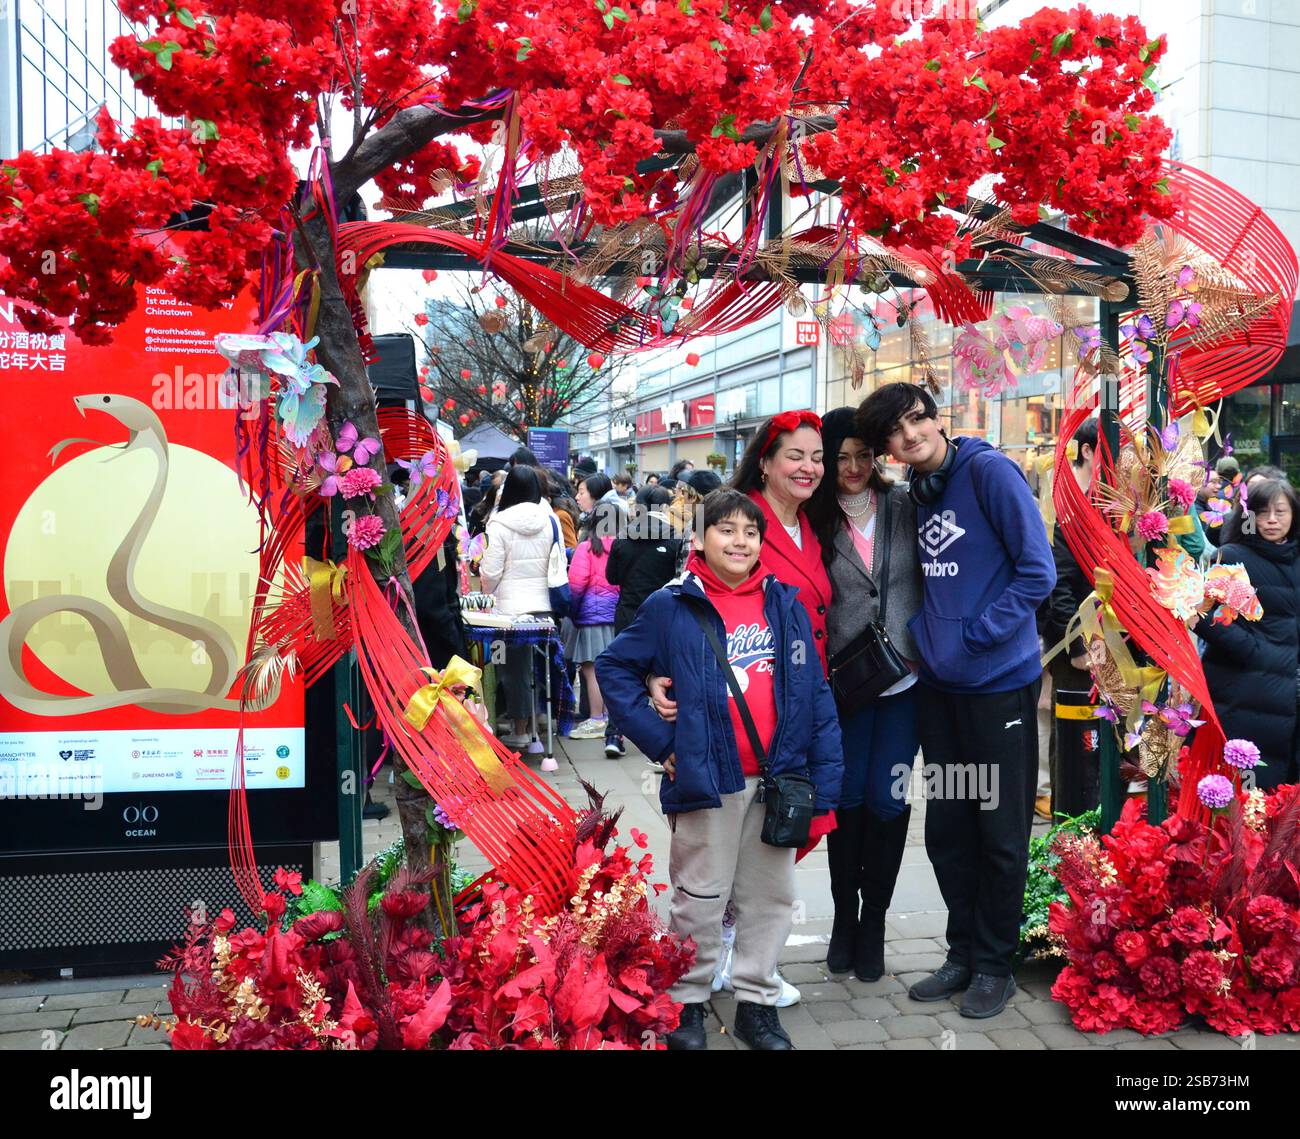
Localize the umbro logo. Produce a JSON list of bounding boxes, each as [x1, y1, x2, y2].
[[919, 510, 965, 557]]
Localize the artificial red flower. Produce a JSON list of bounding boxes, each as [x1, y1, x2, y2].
[[1113, 930, 1150, 969]]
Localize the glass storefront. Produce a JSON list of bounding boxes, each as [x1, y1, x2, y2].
[[826, 291, 1097, 458]]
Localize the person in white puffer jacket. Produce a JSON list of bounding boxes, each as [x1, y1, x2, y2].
[[479, 466, 559, 745]]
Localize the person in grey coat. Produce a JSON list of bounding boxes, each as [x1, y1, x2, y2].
[[807, 407, 924, 983]]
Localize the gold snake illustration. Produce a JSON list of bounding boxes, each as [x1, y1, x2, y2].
[[0, 394, 252, 715]]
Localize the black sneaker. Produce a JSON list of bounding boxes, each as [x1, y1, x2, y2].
[[908, 960, 972, 1002], [665, 1002, 708, 1050], [732, 1001, 795, 1050], [604, 734, 626, 757], [959, 973, 1016, 1019]]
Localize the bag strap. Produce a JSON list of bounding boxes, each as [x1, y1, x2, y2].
[[877, 489, 893, 624], [690, 605, 769, 776]]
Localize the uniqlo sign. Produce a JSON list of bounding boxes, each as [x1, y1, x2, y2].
[[795, 321, 820, 346]]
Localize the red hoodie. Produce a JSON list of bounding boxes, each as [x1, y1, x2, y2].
[[688, 551, 778, 778]]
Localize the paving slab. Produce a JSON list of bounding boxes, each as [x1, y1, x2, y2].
[[62, 1020, 133, 1050], [3, 734, 1295, 1052]]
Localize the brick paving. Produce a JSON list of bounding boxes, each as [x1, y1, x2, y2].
[[3, 730, 1298, 1051]]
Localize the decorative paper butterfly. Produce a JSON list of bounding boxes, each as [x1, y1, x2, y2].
[[337, 421, 381, 464], [397, 450, 439, 491]]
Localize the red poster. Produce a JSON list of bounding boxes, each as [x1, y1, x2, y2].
[[0, 275, 305, 797]]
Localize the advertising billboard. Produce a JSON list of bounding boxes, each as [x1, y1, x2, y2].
[[0, 271, 322, 854]]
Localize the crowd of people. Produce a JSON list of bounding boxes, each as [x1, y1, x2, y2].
[[450, 386, 1300, 1052]]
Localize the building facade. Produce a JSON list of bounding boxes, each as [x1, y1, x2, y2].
[[1, 0, 154, 158]]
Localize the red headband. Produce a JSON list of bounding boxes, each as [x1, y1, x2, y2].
[[762, 409, 822, 453]]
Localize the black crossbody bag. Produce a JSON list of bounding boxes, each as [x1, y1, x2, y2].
[[691, 608, 816, 848], [828, 492, 910, 714]]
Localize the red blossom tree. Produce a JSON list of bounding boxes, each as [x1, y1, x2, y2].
[[0, 0, 1177, 868]]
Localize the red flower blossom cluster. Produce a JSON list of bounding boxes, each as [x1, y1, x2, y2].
[[437, 839, 692, 1049], [157, 832, 690, 1049], [1049, 788, 1300, 1036], [0, 1, 1179, 344]]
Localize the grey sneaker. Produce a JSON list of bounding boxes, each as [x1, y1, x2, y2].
[[959, 973, 1016, 1019], [908, 960, 972, 1002]]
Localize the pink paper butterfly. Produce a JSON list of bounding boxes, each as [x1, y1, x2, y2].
[[337, 421, 381, 464]]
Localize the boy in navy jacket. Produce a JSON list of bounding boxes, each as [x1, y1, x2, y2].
[[596, 489, 843, 1051], [857, 383, 1055, 1020]]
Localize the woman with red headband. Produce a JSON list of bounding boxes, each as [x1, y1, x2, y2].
[[648, 410, 833, 1007]]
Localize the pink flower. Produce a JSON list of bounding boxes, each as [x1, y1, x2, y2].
[[339, 465, 382, 500], [1167, 478, 1195, 511], [1136, 511, 1170, 542], [1197, 774, 1234, 810], [347, 513, 386, 551], [1223, 739, 1260, 770]]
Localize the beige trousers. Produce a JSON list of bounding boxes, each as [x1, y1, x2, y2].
[[668, 778, 796, 1006]]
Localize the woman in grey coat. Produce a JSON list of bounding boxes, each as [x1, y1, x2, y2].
[[807, 407, 924, 983]]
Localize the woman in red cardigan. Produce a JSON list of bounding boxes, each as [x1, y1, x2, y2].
[[733, 410, 832, 664]]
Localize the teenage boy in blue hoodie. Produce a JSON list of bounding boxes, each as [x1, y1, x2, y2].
[[856, 383, 1055, 1019], [596, 488, 843, 1051]]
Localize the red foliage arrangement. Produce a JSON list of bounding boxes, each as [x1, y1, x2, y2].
[[151, 830, 691, 1049], [1049, 787, 1300, 1036]]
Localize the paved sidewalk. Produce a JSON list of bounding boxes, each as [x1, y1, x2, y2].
[[3, 732, 1297, 1051]]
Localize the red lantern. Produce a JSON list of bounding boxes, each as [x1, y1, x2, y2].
[[556, 360, 566, 369], [419, 385, 434, 401], [460, 369, 472, 380], [494, 295, 507, 309], [444, 398, 456, 410], [477, 384, 487, 394], [544, 341, 553, 351], [421, 269, 438, 283], [686, 352, 701, 366], [414, 313, 429, 326], [587, 352, 605, 369], [419, 365, 430, 377], [458, 413, 470, 425]]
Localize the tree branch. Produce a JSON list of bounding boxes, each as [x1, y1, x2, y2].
[[333, 98, 508, 201], [654, 112, 838, 154]]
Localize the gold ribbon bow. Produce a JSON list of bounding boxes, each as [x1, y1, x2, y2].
[[303, 557, 347, 641], [404, 656, 512, 793], [1042, 567, 1165, 734]]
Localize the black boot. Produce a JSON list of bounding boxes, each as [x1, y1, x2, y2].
[[854, 805, 911, 982], [665, 1002, 708, 1050], [825, 806, 865, 974], [733, 1002, 795, 1050]]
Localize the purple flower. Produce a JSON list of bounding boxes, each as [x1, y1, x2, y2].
[[433, 795, 465, 831], [1197, 774, 1235, 810], [1223, 739, 1261, 770]]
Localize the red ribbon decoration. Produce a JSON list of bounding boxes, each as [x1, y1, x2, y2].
[[1055, 161, 1298, 822]]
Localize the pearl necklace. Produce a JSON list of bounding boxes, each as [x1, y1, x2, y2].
[[838, 490, 875, 520]]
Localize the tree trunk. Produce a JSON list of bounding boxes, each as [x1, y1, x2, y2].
[[294, 209, 435, 882]]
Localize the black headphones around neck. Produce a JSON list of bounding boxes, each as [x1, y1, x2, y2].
[[907, 438, 957, 507]]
